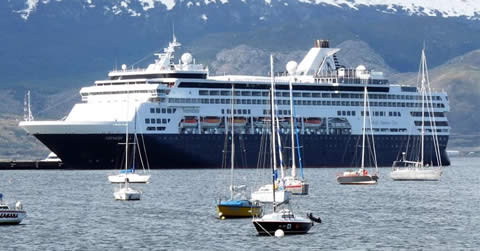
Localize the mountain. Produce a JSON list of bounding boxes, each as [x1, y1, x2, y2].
[[2, 0, 480, 92], [1, 0, 480, 158]]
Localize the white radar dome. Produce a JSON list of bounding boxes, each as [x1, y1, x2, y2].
[[356, 65, 366, 71], [181, 53, 193, 65], [121, 64, 127, 70], [286, 61, 298, 75]]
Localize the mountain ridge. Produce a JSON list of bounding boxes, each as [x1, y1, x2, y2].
[[11, 0, 480, 21]]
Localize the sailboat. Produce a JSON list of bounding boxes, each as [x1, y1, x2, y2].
[[108, 106, 151, 184], [251, 58, 292, 204], [252, 55, 319, 236], [336, 83, 379, 185], [112, 103, 142, 200], [282, 61, 309, 195], [391, 48, 444, 181], [216, 86, 262, 219], [114, 179, 141, 200]]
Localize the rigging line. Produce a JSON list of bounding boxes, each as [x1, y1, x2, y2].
[[130, 52, 155, 68], [34, 91, 80, 117], [366, 92, 378, 170], [140, 133, 151, 171], [135, 134, 146, 173], [253, 221, 273, 237]]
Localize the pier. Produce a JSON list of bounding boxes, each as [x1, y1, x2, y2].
[[0, 159, 64, 169]]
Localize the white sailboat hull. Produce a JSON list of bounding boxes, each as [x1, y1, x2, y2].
[[114, 187, 141, 200], [251, 185, 291, 203], [108, 173, 151, 183], [283, 176, 309, 195], [391, 167, 443, 181]]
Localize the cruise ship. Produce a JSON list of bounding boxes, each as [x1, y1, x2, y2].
[[19, 38, 450, 168]]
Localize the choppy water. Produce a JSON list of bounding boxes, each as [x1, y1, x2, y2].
[[1, 157, 479, 250]]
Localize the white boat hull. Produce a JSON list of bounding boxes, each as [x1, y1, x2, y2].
[[391, 167, 443, 181], [0, 210, 26, 225], [114, 187, 141, 200], [108, 173, 151, 183], [283, 177, 309, 195], [251, 185, 291, 203]]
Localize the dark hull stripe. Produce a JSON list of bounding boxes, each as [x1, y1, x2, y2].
[[253, 220, 313, 235], [34, 133, 450, 169]]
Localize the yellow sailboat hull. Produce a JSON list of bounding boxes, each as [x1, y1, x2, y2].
[[216, 204, 262, 218]]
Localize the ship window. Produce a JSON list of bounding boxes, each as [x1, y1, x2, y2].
[[145, 119, 150, 124], [313, 93, 320, 98], [161, 108, 166, 113], [157, 127, 166, 131], [243, 109, 247, 114], [166, 108, 171, 113], [147, 127, 155, 131], [199, 90, 208, 96], [263, 100, 268, 105], [210, 91, 219, 96], [347, 111, 351, 116], [248, 110, 251, 115], [242, 91, 251, 96], [352, 111, 356, 116], [162, 119, 167, 124], [221, 91, 230, 96], [337, 111, 341, 116], [150, 108, 155, 113], [293, 93, 301, 97], [302, 93, 311, 97], [262, 92, 269, 97]]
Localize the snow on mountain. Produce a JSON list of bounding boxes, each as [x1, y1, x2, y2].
[[12, 0, 480, 20]]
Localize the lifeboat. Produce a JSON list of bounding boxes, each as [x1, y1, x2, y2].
[[201, 117, 221, 128], [181, 117, 198, 128], [227, 117, 247, 127], [254, 117, 270, 128], [304, 118, 323, 128]]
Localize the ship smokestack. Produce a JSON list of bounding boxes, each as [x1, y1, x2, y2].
[[314, 40, 329, 48]]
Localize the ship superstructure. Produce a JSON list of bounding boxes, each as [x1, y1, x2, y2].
[[19, 38, 450, 168]]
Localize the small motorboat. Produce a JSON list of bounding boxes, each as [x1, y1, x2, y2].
[[0, 194, 26, 225], [252, 208, 317, 236]]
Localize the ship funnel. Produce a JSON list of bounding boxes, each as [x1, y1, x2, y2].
[[314, 40, 329, 48]]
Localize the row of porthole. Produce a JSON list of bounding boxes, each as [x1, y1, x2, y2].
[[0, 213, 18, 218]]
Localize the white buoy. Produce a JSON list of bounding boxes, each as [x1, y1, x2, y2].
[[274, 229, 285, 237]]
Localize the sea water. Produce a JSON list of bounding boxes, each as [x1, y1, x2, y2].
[[0, 157, 478, 250]]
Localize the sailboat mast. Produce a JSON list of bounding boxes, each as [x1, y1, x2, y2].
[[270, 55, 277, 208], [288, 78, 297, 178], [361, 85, 367, 170], [421, 49, 426, 166], [125, 96, 129, 173], [230, 85, 235, 200]]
